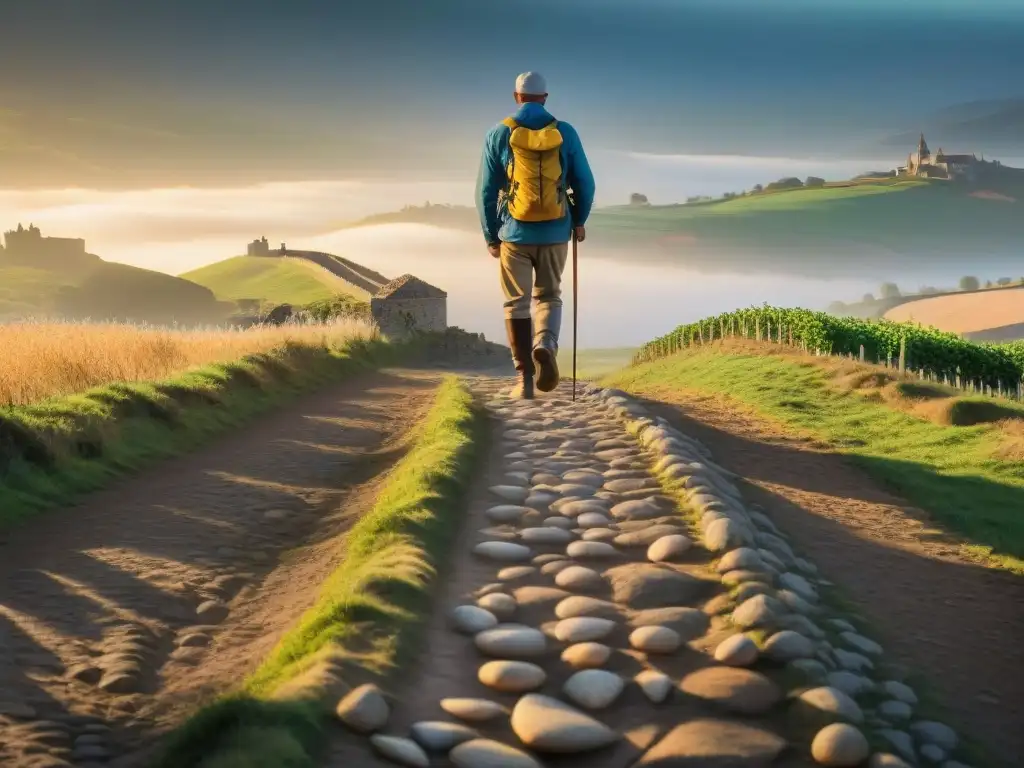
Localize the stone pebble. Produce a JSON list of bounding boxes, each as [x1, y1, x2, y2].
[[478, 661, 546, 693], [635, 669, 673, 703], [562, 669, 625, 709], [473, 542, 533, 562], [714, 633, 760, 666], [451, 605, 498, 634], [477, 593, 516, 620], [566, 541, 619, 559], [811, 723, 870, 767], [408, 721, 479, 753], [440, 698, 508, 723], [520, 527, 573, 544], [555, 596, 619, 620], [629, 625, 681, 653], [554, 617, 616, 643], [510, 694, 619, 753], [335, 683, 389, 733], [450, 738, 542, 768], [555, 565, 605, 591], [474, 625, 547, 658], [647, 534, 692, 562], [486, 505, 532, 523], [369, 734, 429, 767]]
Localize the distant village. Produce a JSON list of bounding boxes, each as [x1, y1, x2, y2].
[[896, 133, 999, 180]]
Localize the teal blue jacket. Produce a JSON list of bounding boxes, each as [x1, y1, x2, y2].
[[475, 102, 596, 245]]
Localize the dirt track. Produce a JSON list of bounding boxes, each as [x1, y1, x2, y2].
[[637, 387, 1024, 766], [0, 368, 442, 767], [3, 367, 1022, 767]]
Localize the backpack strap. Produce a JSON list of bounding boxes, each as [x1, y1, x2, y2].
[[502, 117, 518, 129]]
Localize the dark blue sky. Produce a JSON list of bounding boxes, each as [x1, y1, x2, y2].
[[2, 0, 1022, 187]]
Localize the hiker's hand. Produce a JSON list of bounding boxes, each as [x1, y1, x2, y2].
[[487, 243, 501, 259], [574, 226, 586, 243]]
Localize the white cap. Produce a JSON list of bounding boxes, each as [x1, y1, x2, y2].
[[515, 72, 547, 96]]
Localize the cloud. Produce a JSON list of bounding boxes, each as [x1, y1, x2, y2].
[[0, 179, 474, 250]]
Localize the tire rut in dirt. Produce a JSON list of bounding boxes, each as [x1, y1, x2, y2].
[[0, 368, 441, 767]]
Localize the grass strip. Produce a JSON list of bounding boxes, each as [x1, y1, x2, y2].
[[0, 337, 404, 528], [604, 348, 1024, 573], [148, 375, 485, 768], [0, 328, 481, 529]]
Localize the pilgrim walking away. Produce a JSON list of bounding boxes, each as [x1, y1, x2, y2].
[[475, 71, 596, 399]]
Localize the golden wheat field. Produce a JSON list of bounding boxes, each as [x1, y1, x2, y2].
[[0, 318, 377, 406]]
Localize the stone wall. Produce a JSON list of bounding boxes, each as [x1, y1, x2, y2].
[[370, 296, 447, 338]]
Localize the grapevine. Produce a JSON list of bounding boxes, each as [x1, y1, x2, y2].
[[632, 306, 1024, 393]]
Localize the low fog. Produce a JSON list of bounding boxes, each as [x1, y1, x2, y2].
[[3, 150, 1020, 346]]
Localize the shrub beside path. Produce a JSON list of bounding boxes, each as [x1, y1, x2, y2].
[[327, 379, 988, 768]]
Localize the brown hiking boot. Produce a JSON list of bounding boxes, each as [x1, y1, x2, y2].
[[532, 303, 561, 393], [508, 374, 535, 400], [505, 317, 535, 400]]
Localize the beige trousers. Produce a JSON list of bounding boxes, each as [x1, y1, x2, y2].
[[499, 241, 569, 320]]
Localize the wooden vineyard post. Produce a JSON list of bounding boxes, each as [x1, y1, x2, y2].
[[755, 317, 761, 342], [720, 318, 725, 343], [898, 337, 906, 375], [789, 327, 793, 346], [859, 344, 865, 363]]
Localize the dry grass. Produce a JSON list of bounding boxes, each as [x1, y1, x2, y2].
[[0, 318, 377, 406], [883, 286, 1024, 334]]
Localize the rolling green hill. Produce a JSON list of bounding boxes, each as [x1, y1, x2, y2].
[[0, 256, 232, 325], [181, 255, 364, 307], [344, 173, 1024, 275]]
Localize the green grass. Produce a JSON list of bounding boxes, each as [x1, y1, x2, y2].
[[182, 256, 360, 306], [0, 259, 230, 324], [0, 337, 416, 529], [574, 347, 637, 379], [604, 349, 1024, 572], [149, 376, 485, 768], [348, 176, 1024, 273]]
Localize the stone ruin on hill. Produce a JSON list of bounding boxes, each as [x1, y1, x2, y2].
[[371, 274, 448, 338], [1, 223, 88, 268], [237, 239, 451, 339]]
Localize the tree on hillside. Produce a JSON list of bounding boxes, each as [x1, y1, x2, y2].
[[629, 192, 649, 206], [996, 277, 1012, 286], [986, 280, 993, 288], [765, 177, 804, 191], [862, 293, 875, 302], [752, 183, 763, 193], [959, 275, 980, 291], [879, 282, 901, 299], [805, 176, 826, 188], [827, 301, 847, 314]]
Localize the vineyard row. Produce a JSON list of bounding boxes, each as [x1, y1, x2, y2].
[[632, 306, 1024, 401]]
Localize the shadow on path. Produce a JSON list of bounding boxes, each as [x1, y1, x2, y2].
[[634, 390, 1024, 767]]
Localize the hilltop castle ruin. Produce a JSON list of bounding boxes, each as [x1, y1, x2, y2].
[[1, 223, 86, 262], [242, 236, 448, 338], [897, 134, 983, 180]]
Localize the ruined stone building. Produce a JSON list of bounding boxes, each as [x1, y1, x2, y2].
[[246, 236, 271, 256], [370, 274, 447, 338], [1, 223, 86, 262], [898, 134, 981, 180]]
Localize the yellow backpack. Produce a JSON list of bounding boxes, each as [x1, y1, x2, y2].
[[502, 117, 566, 222]]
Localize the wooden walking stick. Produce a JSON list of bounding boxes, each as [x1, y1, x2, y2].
[[571, 227, 578, 402]]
